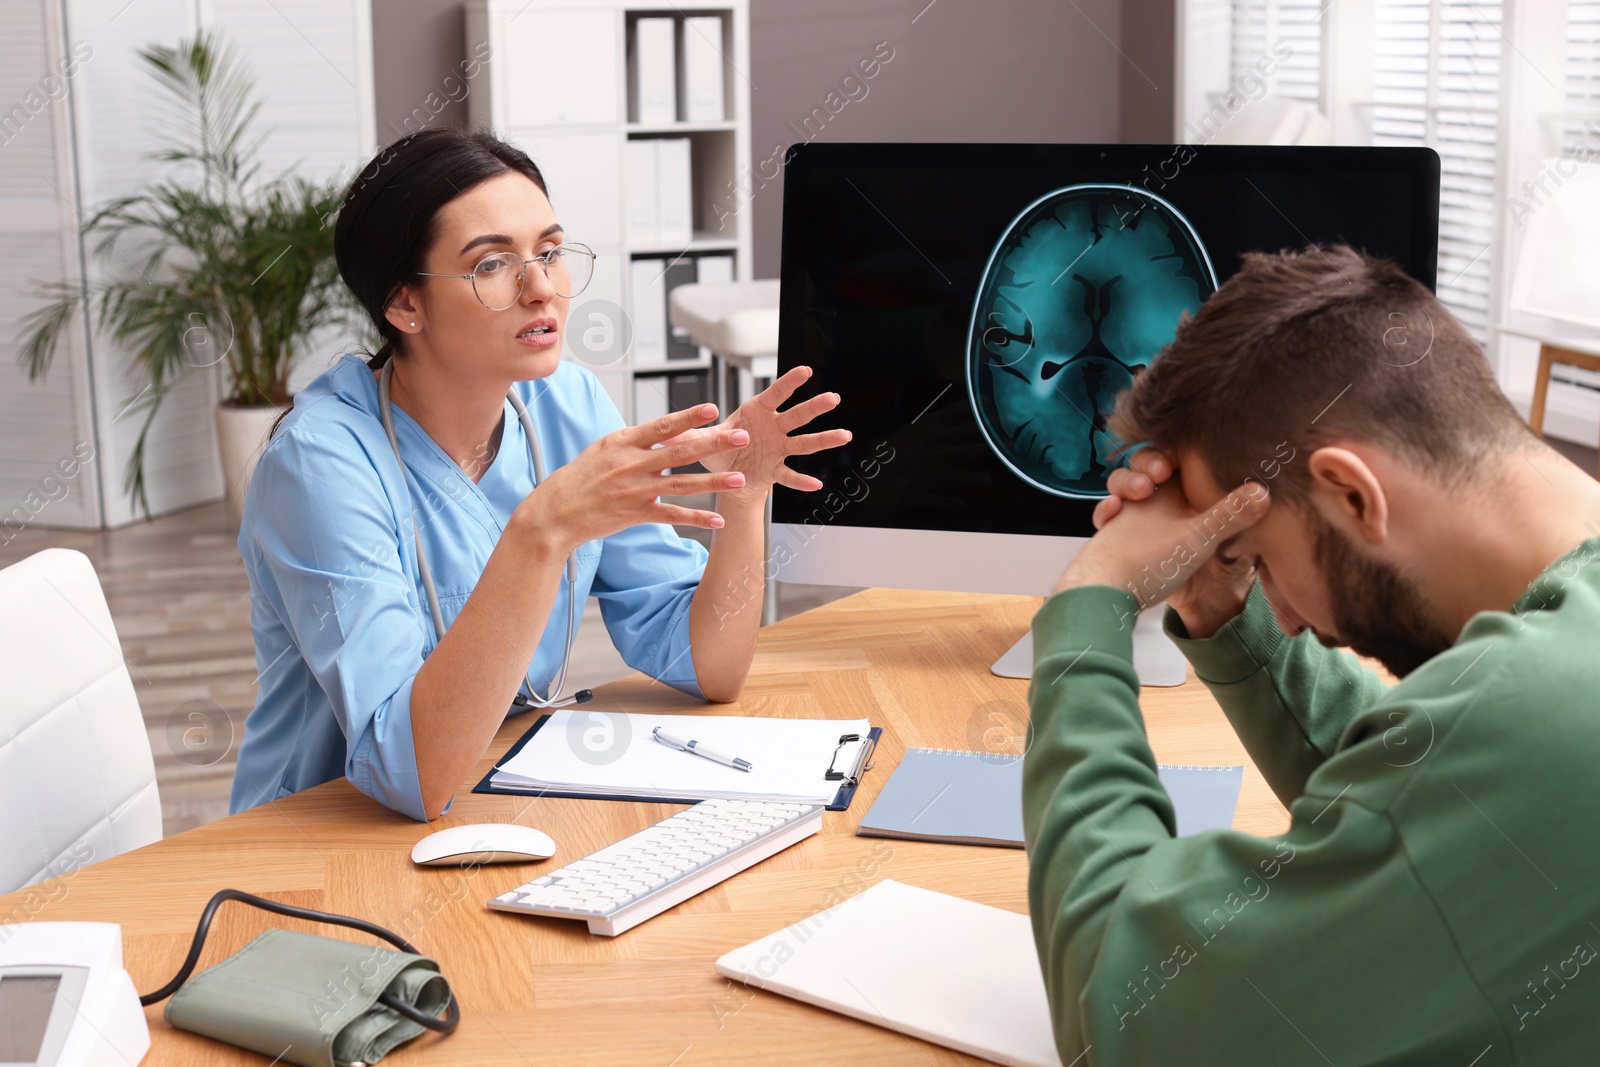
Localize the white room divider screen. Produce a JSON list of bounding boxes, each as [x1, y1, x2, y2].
[[1, 0, 375, 530]]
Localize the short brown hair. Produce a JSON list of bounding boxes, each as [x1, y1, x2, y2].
[[1108, 243, 1530, 503]]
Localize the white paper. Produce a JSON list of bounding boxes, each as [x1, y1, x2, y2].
[[493, 710, 872, 804]]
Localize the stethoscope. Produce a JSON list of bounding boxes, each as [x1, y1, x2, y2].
[[377, 360, 592, 710]]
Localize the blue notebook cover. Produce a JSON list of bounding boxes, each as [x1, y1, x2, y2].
[[855, 748, 1244, 848]]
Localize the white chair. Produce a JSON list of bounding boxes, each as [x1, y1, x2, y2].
[[1205, 94, 1333, 146], [1509, 158, 1600, 330], [0, 548, 162, 894], [1497, 157, 1600, 474]]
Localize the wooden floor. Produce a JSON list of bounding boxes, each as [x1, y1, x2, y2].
[[7, 432, 1594, 837], [0, 501, 848, 837]]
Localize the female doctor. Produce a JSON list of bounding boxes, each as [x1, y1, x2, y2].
[[228, 127, 849, 822]]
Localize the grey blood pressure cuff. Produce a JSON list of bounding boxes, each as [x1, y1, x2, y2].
[[163, 928, 451, 1067]]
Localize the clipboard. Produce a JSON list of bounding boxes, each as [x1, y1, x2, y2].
[[472, 714, 882, 812]]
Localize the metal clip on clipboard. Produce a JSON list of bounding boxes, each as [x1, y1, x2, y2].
[[824, 732, 879, 787]]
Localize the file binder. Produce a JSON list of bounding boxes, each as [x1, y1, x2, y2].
[[656, 137, 693, 246], [623, 138, 658, 246], [630, 257, 669, 366], [681, 15, 726, 122], [693, 254, 735, 362], [662, 259, 699, 360], [632, 17, 676, 124]]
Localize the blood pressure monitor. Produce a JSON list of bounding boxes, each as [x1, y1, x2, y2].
[[0, 923, 148, 1066]]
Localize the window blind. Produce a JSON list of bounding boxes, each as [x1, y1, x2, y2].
[[1550, 0, 1600, 394], [1230, 0, 1322, 105], [1373, 0, 1502, 343], [1564, 0, 1600, 157]]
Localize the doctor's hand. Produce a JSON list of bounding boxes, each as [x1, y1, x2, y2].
[[659, 365, 852, 501], [519, 403, 752, 552]]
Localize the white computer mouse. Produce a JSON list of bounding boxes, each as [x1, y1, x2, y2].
[[411, 823, 557, 866]]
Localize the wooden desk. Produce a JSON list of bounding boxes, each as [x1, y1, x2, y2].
[[0, 589, 1289, 1065]]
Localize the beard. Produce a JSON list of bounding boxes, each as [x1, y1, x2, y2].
[[1307, 510, 1456, 678]]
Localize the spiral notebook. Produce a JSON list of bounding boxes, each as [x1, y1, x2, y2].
[[856, 748, 1244, 847]]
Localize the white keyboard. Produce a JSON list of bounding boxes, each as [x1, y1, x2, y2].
[[487, 799, 825, 935]]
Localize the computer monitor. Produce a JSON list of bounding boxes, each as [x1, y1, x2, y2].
[[769, 142, 1440, 683]]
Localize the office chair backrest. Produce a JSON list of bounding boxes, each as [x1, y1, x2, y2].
[[0, 548, 162, 895], [1509, 157, 1600, 331]]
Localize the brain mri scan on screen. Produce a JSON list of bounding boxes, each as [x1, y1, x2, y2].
[[966, 185, 1217, 499]]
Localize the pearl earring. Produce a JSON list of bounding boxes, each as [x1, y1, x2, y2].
[[409, 321, 416, 328]]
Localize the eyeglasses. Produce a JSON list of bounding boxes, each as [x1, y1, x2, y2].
[[416, 243, 596, 309]]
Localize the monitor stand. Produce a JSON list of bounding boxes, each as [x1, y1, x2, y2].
[[990, 605, 1189, 687]]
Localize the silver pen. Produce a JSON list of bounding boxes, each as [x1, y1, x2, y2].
[[652, 725, 754, 772]]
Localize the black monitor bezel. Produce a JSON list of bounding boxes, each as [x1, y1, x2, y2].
[[771, 141, 1442, 535]]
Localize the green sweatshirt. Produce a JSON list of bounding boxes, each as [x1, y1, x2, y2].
[[1024, 536, 1600, 1066]]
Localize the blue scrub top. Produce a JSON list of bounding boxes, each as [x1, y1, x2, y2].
[[229, 354, 710, 821]]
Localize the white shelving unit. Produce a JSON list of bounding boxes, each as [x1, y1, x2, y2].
[[464, 0, 754, 422]]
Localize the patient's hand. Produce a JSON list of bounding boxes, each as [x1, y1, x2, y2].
[[1090, 447, 1174, 529], [1054, 449, 1268, 639]]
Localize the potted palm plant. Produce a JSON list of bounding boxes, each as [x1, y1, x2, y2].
[[19, 30, 366, 522]]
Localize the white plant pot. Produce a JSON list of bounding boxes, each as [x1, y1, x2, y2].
[[214, 402, 288, 525]]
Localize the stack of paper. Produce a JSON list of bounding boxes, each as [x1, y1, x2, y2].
[[490, 710, 873, 805]]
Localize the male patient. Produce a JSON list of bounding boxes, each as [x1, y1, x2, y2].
[[1026, 244, 1600, 1065]]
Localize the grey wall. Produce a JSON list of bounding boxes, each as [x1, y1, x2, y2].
[[746, 0, 1123, 278], [1118, 0, 1175, 142], [371, 0, 472, 142], [371, 0, 1149, 277]]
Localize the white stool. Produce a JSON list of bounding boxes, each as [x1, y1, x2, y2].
[[669, 280, 782, 624], [669, 279, 780, 413]]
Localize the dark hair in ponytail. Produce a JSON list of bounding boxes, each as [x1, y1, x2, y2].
[[336, 125, 549, 371], [269, 127, 549, 439]]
